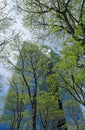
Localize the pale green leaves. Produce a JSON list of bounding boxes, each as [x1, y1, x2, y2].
[[37, 91, 61, 120]]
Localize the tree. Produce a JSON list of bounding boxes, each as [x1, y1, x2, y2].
[[37, 91, 65, 130], [63, 98, 85, 130], [18, 0, 85, 42], [1, 75, 29, 130], [1, 41, 69, 130], [44, 43, 85, 109], [53, 42, 85, 106], [5, 42, 50, 130], [16, 0, 85, 106]]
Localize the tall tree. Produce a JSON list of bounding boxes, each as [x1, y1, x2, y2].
[[54, 42, 85, 106], [15, 0, 85, 68], [6, 42, 50, 130], [1, 75, 29, 130], [37, 91, 65, 130], [16, 0, 85, 106], [2, 41, 68, 130]]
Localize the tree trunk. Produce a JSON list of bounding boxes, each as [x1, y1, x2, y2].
[[75, 121, 80, 130], [76, 124, 80, 130], [17, 122, 20, 130], [43, 126, 47, 130], [32, 98, 37, 130]]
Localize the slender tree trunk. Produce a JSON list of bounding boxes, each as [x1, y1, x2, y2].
[[10, 120, 15, 130], [10, 124, 16, 130], [16, 112, 22, 130], [32, 98, 37, 130], [76, 125, 80, 130], [75, 122, 80, 130], [17, 122, 20, 130], [10, 126, 13, 130], [31, 65, 38, 130], [52, 121, 55, 130], [43, 126, 47, 130]]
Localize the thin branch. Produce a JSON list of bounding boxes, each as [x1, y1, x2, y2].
[[79, 0, 85, 23], [66, 9, 78, 24], [18, 5, 52, 14]]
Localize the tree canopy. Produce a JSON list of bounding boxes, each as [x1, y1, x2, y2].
[[0, 1, 85, 129], [18, 0, 85, 40]]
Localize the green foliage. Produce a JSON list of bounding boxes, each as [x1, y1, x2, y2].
[[6, 0, 85, 129], [18, 0, 85, 43], [37, 91, 64, 129], [53, 41, 85, 105], [37, 91, 59, 119], [2, 42, 53, 130]]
